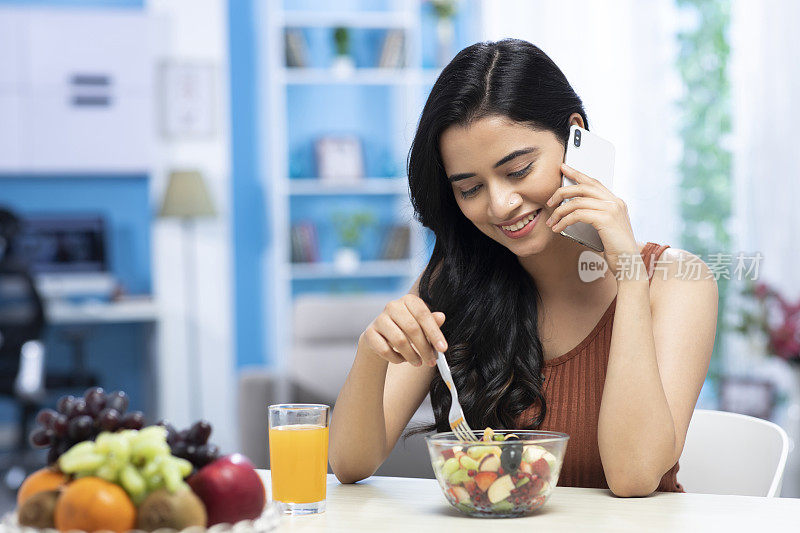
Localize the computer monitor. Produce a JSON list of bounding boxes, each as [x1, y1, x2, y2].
[[14, 215, 108, 274]]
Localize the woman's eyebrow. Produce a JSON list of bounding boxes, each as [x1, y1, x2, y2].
[[447, 146, 540, 183], [493, 146, 539, 168]]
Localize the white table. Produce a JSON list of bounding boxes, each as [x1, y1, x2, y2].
[[258, 471, 800, 531]]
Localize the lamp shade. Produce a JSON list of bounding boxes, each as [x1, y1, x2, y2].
[[159, 170, 217, 218]]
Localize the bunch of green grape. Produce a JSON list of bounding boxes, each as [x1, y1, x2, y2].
[[58, 426, 193, 504]]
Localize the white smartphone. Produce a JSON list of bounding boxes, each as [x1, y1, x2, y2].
[[559, 125, 616, 252]]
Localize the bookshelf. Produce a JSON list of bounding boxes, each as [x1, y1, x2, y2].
[[260, 0, 478, 376]]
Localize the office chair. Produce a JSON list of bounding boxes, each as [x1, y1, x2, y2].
[[0, 209, 98, 490], [0, 263, 47, 439]]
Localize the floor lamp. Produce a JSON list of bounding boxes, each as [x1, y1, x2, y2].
[[158, 170, 217, 422]]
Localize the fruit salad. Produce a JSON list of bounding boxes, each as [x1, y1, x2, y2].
[[427, 428, 568, 518], [13, 388, 268, 532]]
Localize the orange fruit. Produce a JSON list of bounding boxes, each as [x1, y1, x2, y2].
[[17, 467, 68, 507], [54, 477, 136, 533]]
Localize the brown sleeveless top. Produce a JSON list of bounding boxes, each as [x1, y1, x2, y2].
[[516, 242, 684, 493]]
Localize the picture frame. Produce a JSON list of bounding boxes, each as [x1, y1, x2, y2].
[[159, 61, 216, 139], [314, 135, 364, 183]]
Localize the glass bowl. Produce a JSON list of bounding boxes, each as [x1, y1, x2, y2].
[[426, 429, 569, 518]]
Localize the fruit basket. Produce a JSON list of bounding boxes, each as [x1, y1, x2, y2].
[[14, 388, 276, 532], [0, 501, 282, 533]]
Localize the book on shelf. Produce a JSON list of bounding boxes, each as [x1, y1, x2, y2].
[[380, 224, 410, 260], [378, 29, 405, 68], [290, 221, 319, 263], [285, 29, 308, 68]]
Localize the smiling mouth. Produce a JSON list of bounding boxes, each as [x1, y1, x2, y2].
[[498, 209, 541, 231]]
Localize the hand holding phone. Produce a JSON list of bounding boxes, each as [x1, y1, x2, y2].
[[559, 125, 616, 252]]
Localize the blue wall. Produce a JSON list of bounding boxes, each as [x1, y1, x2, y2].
[[0, 0, 151, 298], [229, 0, 265, 369], [0, 0, 149, 426]]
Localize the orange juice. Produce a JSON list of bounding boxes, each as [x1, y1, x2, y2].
[[269, 424, 329, 503]]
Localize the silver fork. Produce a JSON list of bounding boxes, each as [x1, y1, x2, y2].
[[435, 351, 479, 442]]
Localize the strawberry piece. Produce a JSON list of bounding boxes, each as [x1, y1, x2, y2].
[[529, 475, 545, 494], [530, 457, 551, 479]]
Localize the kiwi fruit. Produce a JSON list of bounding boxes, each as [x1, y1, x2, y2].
[[136, 488, 207, 531], [18, 489, 59, 529]]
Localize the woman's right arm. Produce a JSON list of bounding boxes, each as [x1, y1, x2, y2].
[[329, 275, 448, 483]]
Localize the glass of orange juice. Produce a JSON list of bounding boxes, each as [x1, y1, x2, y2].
[[268, 404, 330, 515]]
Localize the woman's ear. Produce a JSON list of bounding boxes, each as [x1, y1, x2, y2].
[[568, 113, 585, 129]]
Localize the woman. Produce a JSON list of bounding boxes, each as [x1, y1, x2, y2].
[[329, 39, 718, 497]]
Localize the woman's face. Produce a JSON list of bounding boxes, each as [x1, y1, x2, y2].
[[440, 114, 580, 256]]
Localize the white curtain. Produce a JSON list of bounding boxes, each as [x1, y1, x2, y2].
[[730, 0, 800, 300], [728, 0, 800, 497], [480, 0, 683, 249]]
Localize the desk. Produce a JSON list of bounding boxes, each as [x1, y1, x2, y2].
[[45, 298, 159, 325], [258, 472, 800, 531], [44, 298, 160, 416]]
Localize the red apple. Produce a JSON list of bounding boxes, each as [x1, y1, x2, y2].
[[187, 454, 266, 526]]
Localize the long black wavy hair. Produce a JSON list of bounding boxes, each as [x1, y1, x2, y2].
[[407, 39, 589, 434]]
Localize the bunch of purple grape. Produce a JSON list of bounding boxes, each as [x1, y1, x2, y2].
[[159, 419, 220, 470], [29, 387, 145, 464]]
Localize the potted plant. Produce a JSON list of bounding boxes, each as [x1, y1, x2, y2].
[[331, 210, 376, 272], [731, 280, 800, 419], [734, 281, 800, 364], [428, 0, 459, 67], [331, 26, 355, 75]]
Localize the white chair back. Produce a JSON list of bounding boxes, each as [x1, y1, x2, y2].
[[678, 409, 790, 497]]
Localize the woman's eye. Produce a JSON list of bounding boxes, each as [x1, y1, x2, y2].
[[508, 161, 534, 178], [458, 161, 533, 199], [460, 184, 481, 199]]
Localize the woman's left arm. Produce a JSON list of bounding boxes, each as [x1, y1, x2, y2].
[[598, 251, 717, 497], [547, 164, 718, 497]]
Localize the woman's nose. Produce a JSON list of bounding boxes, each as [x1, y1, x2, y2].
[[489, 188, 523, 218]]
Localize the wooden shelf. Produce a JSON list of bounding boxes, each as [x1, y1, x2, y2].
[[290, 260, 414, 280], [288, 178, 408, 196], [281, 10, 414, 29], [282, 68, 441, 86]]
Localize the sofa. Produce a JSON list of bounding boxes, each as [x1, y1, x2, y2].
[[237, 292, 435, 479]]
